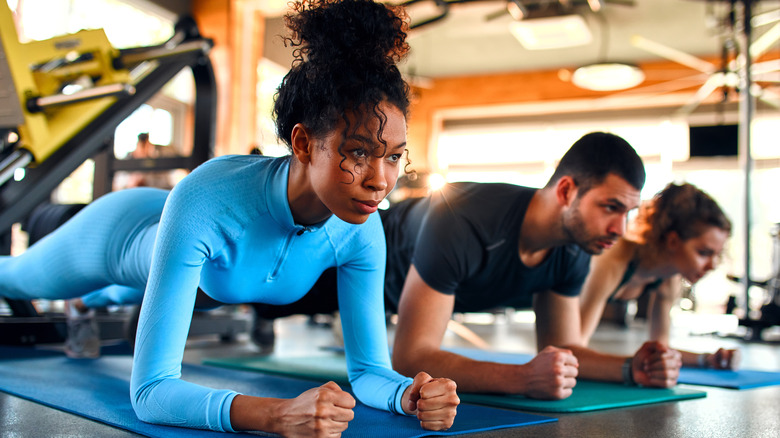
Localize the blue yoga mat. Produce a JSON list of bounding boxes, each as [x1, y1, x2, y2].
[[445, 347, 534, 364], [0, 346, 555, 437], [205, 347, 707, 413], [678, 367, 780, 389]]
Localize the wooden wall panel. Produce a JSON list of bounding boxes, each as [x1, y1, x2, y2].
[[406, 58, 723, 171], [192, 0, 264, 157]]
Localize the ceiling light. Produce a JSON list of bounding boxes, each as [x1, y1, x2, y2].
[[509, 14, 592, 50], [571, 62, 645, 91]]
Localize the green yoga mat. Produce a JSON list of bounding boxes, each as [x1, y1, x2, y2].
[[203, 351, 707, 413], [457, 380, 705, 413]]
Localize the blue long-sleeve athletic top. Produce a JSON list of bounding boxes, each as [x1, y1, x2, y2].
[[122, 155, 412, 431]]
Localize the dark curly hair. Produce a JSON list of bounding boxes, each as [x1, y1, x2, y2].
[[273, 0, 411, 171], [630, 182, 732, 247]]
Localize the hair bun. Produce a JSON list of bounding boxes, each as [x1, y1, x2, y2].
[[285, 0, 409, 71], [273, 0, 412, 149]]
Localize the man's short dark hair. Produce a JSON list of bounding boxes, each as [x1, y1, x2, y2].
[[545, 132, 646, 194]]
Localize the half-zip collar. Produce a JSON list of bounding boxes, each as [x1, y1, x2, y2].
[[264, 157, 328, 235]]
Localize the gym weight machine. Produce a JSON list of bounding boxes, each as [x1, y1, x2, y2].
[[0, 3, 248, 346]]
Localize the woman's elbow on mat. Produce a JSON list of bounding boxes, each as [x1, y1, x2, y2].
[[130, 379, 238, 432], [130, 381, 190, 427]]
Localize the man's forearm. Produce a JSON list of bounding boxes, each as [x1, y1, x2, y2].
[[564, 344, 627, 383], [393, 348, 526, 394]]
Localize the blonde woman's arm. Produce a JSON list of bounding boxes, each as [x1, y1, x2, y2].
[[579, 239, 635, 344]]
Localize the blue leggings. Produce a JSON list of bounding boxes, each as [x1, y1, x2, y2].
[[0, 188, 167, 303], [81, 285, 145, 308]]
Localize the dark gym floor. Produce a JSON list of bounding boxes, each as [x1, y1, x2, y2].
[[1, 309, 778, 437]]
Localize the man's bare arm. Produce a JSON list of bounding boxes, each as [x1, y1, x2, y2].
[[392, 265, 578, 399], [536, 290, 680, 386]]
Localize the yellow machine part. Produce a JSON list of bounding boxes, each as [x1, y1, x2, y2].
[[0, 3, 131, 165]]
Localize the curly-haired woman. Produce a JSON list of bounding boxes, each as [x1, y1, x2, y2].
[[0, 0, 459, 434]]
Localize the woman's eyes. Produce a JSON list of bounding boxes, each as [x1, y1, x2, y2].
[[349, 149, 402, 164], [350, 148, 368, 159]]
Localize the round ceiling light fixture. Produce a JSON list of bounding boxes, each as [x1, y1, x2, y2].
[[571, 62, 646, 91]]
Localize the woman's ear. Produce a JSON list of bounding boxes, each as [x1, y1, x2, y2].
[[555, 176, 578, 207], [664, 231, 682, 251], [290, 123, 312, 165]]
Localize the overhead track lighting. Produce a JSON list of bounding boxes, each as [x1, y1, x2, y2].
[[587, 0, 605, 13], [507, 0, 528, 21], [510, 14, 592, 50], [400, 0, 450, 29]]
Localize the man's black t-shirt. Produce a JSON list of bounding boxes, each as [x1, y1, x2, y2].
[[381, 182, 591, 313]]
